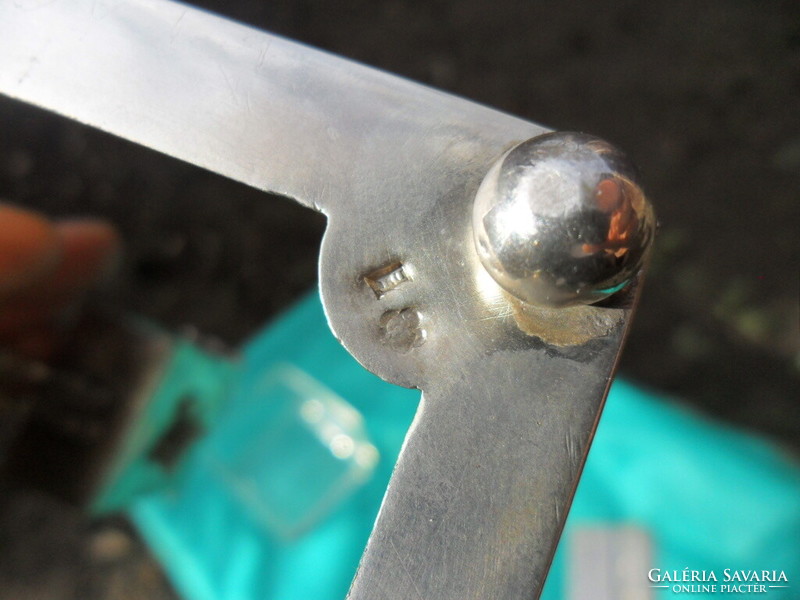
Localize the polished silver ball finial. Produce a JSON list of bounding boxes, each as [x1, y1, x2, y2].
[[472, 131, 656, 308]]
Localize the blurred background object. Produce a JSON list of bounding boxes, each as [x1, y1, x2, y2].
[[0, 0, 798, 598]]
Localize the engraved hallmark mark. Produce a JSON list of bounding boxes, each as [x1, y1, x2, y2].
[[379, 308, 426, 352], [364, 261, 410, 298]]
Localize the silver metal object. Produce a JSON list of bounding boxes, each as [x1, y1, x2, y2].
[[473, 132, 655, 307], [0, 2, 653, 599]]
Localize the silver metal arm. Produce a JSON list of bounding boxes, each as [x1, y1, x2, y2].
[[0, 2, 654, 598], [0, 0, 536, 213]]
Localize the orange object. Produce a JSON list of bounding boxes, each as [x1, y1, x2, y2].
[[0, 204, 119, 357]]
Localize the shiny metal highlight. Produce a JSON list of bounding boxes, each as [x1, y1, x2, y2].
[[473, 132, 655, 307]]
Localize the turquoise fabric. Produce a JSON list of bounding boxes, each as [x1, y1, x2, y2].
[[131, 291, 800, 600], [131, 291, 419, 600], [92, 338, 236, 515], [542, 377, 800, 599]]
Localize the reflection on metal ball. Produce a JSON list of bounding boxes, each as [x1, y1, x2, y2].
[[472, 131, 656, 308]]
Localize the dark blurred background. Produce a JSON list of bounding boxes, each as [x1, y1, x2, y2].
[[1, 1, 798, 598]]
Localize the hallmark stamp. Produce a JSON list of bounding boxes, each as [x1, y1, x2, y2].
[[364, 261, 410, 298], [379, 308, 426, 352]]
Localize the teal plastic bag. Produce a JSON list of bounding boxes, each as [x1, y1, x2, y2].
[[131, 291, 800, 600]]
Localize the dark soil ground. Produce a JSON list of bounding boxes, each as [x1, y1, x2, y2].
[[1, 1, 798, 598]]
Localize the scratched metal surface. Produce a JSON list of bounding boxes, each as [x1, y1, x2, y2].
[[0, 2, 642, 599]]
